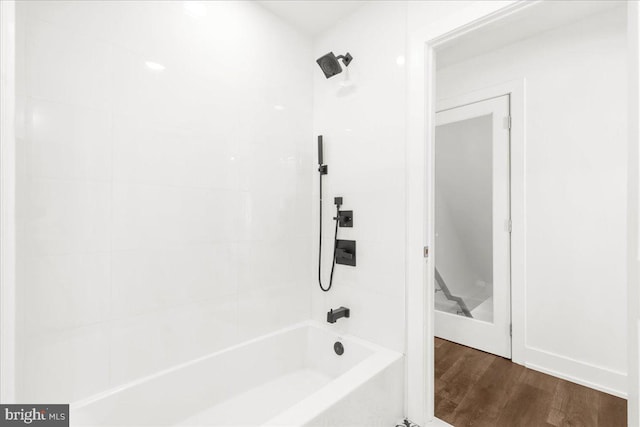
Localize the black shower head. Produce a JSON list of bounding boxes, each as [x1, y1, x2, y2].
[[316, 52, 353, 79]]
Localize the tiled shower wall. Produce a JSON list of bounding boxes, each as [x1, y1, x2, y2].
[[312, 1, 408, 353], [15, 0, 313, 402]]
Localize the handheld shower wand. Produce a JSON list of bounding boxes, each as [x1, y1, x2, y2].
[[318, 136, 327, 175]]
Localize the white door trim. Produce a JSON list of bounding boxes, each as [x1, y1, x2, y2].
[[627, 2, 640, 426], [405, 2, 535, 424]]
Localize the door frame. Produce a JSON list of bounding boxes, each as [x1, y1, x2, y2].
[[435, 82, 526, 365], [627, 2, 640, 425], [404, 1, 639, 426]]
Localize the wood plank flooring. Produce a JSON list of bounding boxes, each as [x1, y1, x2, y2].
[[434, 338, 627, 427]]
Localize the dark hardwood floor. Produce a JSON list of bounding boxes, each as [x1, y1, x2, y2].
[[434, 338, 627, 427]]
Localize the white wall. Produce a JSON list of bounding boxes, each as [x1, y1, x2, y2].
[[437, 7, 628, 395], [15, 0, 313, 402], [312, 2, 520, 422], [312, 1, 407, 353], [9, 0, 634, 419]]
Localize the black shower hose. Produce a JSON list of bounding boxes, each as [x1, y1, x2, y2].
[[318, 172, 339, 292]]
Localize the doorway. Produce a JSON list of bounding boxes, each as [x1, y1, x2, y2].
[[434, 94, 511, 359], [421, 2, 632, 426], [403, 1, 636, 426]]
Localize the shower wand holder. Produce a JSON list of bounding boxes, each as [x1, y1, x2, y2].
[[332, 198, 352, 227], [318, 165, 327, 175]]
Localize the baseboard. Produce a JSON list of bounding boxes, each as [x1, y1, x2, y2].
[[525, 346, 627, 398]]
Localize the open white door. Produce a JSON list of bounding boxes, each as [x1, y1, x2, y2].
[[434, 95, 511, 358]]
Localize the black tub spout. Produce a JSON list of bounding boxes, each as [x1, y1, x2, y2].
[[327, 306, 350, 324]]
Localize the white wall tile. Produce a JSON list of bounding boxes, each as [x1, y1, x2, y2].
[[111, 244, 237, 319], [111, 183, 238, 251], [331, 241, 406, 299], [111, 48, 237, 132], [108, 310, 173, 387], [237, 239, 311, 293], [163, 298, 238, 367], [312, 283, 405, 353], [22, 324, 110, 402], [312, 1, 408, 353], [109, 295, 237, 387], [24, 0, 125, 44], [26, 17, 113, 109], [23, 253, 110, 336], [237, 191, 308, 242], [113, 116, 238, 190], [24, 179, 110, 256], [17, 0, 313, 402], [26, 98, 112, 181], [238, 285, 309, 341]]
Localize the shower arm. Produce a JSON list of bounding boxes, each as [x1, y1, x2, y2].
[[336, 53, 353, 66]]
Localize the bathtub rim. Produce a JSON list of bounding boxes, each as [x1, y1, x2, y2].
[[70, 320, 402, 411], [264, 346, 403, 426]]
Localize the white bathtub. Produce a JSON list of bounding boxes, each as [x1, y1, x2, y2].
[[71, 321, 404, 427]]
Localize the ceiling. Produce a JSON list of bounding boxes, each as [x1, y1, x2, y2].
[[436, 1, 625, 70], [257, 1, 364, 36]]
